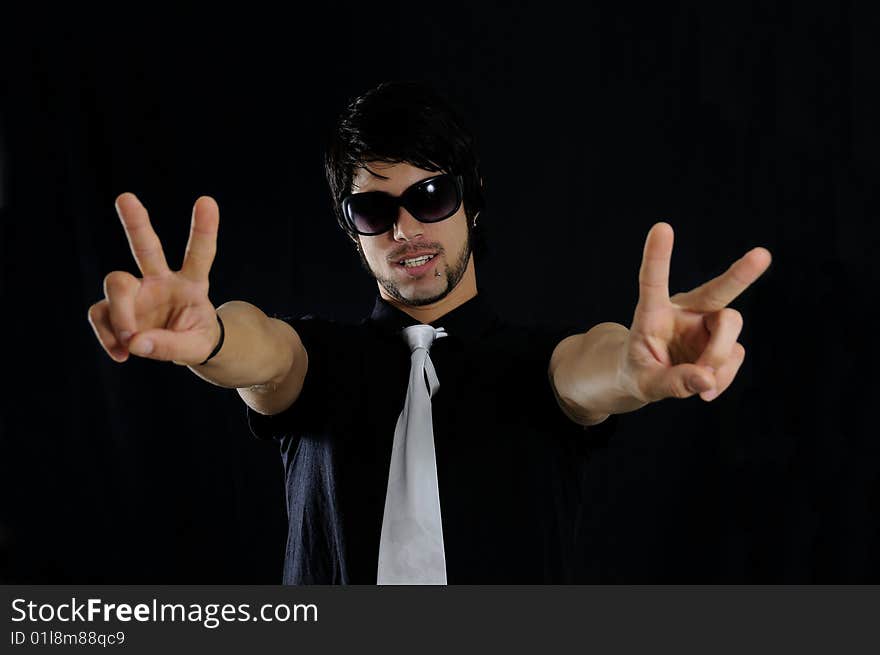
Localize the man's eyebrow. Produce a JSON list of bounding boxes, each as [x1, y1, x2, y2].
[[364, 166, 391, 180], [352, 165, 392, 192]]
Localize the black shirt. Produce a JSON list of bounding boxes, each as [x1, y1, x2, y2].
[[247, 293, 616, 584]]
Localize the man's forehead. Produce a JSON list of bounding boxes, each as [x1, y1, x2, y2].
[[351, 161, 441, 193]]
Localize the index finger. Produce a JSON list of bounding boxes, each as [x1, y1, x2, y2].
[[180, 196, 219, 282], [115, 193, 170, 277], [636, 222, 674, 314], [672, 247, 772, 312]]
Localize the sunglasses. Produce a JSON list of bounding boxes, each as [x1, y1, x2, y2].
[[341, 174, 463, 236]]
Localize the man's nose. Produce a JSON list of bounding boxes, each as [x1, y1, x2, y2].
[[392, 207, 424, 241]]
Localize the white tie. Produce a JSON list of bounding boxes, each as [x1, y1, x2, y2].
[[377, 324, 448, 585]]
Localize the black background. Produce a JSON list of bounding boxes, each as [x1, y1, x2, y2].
[[1, 1, 877, 582]]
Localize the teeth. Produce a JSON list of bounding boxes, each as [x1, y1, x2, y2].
[[400, 254, 434, 267]]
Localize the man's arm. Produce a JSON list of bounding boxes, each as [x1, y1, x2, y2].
[[188, 301, 308, 416], [549, 323, 645, 427], [547, 223, 772, 428]]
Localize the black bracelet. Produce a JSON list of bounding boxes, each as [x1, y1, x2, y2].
[[199, 313, 225, 365]]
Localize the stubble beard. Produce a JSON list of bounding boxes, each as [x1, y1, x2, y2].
[[359, 233, 473, 307]]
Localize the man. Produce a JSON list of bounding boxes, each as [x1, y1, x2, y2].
[[87, 81, 771, 584]]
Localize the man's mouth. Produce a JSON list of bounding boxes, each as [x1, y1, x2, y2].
[[397, 254, 437, 268], [391, 252, 439, 276]]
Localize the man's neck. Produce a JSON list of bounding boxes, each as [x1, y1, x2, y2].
[[379, 255, 478, 324]]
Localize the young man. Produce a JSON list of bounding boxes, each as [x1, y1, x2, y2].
[[88, 81, 771, 584]]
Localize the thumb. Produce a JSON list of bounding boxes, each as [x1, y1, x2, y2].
[[648, 363, 716, 400], [128, 328, 213, 365]]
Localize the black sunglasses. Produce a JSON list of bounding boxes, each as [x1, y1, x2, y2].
[[341, 174, 463, 236]]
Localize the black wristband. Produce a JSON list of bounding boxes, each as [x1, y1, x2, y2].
[[199, 313, 225, 365]]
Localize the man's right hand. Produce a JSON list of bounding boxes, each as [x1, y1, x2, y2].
[[87, 193, 222, 366]]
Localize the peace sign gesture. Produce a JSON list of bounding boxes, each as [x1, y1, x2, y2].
[[87, 193, 222, 365], [620, 222, 772, 403]]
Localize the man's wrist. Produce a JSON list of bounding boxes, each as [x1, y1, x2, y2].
[[609, 337, 650, 413], [552, 324, 649, 424], [582, 326, 648, 417], [198, 313, 225, 366]]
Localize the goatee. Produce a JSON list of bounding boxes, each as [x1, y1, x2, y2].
[[366, 237, 472, 307]]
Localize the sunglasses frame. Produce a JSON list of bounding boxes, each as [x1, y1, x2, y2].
[[341, 174, 464, 236]]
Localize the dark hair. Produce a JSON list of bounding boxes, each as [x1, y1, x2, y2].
[[324, 81, 487, 260]]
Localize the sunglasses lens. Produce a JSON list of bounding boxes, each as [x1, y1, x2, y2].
[[346, 193, 395, 235], [405, 175, 461, 222]]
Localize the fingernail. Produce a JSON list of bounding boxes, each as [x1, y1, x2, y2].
[[120, 330, 133, 343], [130, 339, 153, 356], [702, 389, 719, 401]]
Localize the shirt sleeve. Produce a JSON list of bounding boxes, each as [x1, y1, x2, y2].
[[246, 314, 332, 441]]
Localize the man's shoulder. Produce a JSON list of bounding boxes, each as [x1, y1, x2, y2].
[[271, 310, 369, 330], [267, 312, 374, 357], [489, 316, 584, 348]]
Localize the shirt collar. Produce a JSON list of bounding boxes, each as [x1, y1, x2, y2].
[[366, 292, 500, 341]]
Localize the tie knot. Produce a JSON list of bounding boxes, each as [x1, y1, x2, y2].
[[402, 324, 447, 353]]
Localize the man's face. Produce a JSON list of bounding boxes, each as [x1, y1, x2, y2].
[[351, 161, 472, 307]]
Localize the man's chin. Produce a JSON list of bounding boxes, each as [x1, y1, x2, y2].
[[382, 279, 451, 307]]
